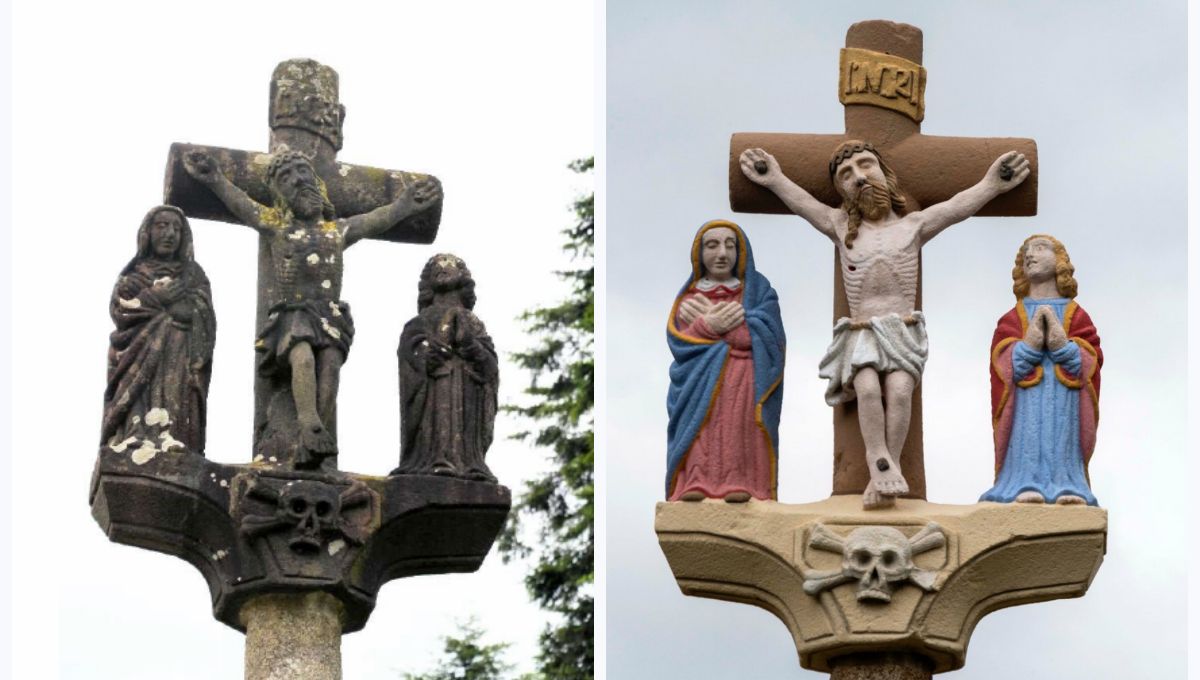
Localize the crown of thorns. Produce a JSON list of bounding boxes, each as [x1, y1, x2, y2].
[[267, 150, 316, 184], [829, 141, 881, 176]]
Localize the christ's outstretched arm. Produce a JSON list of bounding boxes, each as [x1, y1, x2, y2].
[[182, 151, 270, 231], [916, 151, 1030, 244], [740, 148, 839, 241], [343, 177, 443, 247]]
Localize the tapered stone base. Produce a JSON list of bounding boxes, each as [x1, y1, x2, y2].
[[656, 496, 1106, 674], [91, 446, 510, 632]]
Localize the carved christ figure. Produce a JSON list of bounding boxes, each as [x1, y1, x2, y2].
[[183, 150, 441, 465], [740, 142, 1029, 508]]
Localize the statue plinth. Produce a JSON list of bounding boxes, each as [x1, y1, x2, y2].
[[91, 447, 510, 633], [655, 496, 1105, 674]]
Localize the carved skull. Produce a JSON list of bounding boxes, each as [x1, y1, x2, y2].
[[803, 522, 944, 604], [279, 481, 341, 555], [240, 478, 374, 558], [842, 527, 915, 602]]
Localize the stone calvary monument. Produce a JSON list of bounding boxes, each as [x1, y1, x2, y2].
[[91, 60, 509, 680], [656, 21, 1106, 679]]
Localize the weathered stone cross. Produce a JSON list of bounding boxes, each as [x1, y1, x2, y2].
[[163, 59, 442, 441], [727, 20, 1038, 499]]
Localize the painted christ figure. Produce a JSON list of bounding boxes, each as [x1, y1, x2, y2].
[[740, 141, 1029, 508], [183, 149, 441, 466]]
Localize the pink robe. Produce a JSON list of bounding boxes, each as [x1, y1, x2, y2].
[[668, 286, 773, 500]]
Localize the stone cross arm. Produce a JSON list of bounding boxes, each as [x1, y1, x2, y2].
[[729, 132, 1038, 217], [163, 142, 441, 244]]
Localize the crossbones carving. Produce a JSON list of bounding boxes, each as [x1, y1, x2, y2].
[[802, 522, 945, 603], [240, 479, 372, 556]]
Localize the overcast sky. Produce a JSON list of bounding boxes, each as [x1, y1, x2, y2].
[[10, 1, 592, 678], [606, 1, 1185, 678]]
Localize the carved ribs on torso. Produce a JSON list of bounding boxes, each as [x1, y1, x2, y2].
[[835, 218, 920, 321], [270, 221, 345, 306]]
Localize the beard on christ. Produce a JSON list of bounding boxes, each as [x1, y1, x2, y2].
[[853, 176, 892, 222]]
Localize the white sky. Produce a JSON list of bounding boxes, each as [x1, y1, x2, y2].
[[9, 1, 592, 678], [606, 1, 1187, 678]]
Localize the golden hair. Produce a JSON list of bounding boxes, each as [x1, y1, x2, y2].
[[829, 140, 907, 249], [1012, 234, 1077, 299]]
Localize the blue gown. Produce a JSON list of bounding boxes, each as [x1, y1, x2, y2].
[[980, 298, 1098, 505]]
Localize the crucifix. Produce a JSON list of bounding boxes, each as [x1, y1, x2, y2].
[[660, 20, 1104, 680], [163, 58, 443, 468], [94, 61, 510, 680], [727, 20, 1038, 502]]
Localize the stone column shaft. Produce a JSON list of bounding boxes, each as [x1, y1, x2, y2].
[[830, 652, 933, 680], [242, 592, 344, 680]]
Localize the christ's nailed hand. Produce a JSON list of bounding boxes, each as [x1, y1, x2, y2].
[[183, 151, 220, 185], [739, 148, 783, 188], [986, 151, 1030, 192]]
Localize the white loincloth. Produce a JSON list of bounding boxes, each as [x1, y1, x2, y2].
[[818, 312, 928, 406]]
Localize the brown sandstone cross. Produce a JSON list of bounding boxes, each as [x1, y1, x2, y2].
[[727, 21, 1038, 499], [162, 59, 442, 438]]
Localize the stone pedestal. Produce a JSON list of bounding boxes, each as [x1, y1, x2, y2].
[[655, 496, 1105, 674], [91, 446, 510, 632]]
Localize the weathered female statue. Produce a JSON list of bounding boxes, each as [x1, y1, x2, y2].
[[981, 235, 1101, 505], [102, 206, 216, 460], [394, 254, 498, 481], [666, 220, 785, 502]]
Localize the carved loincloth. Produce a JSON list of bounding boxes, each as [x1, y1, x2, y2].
[[818, 311, 928, 406], [255, 300, 354, 378]]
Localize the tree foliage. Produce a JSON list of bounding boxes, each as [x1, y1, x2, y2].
[[500, 157, 594, 678], [403, 620, 516, 680]]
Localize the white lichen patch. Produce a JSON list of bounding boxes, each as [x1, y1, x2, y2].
[[219, 479, 229, 488], [327, 539, 346, 556], [253, 454, 264, 463], [131, 440, 158, 465], [118, 297, 142, 309], [288, 230, 306, 241], [212, 549, 229, 561], [328, 301, 342, 317], [321, 279, 332, 289], [158, 430, 185, 452], [320, 317, 341, 340], [441, 324, 451, 333], [152, 276, 173, 287], [109, 436, 138, 453], [269, 456, 278, 463], [131, 415, 141, 425], [327, 254, 337, 264], [145, 408, 171, 427], [325, 231, 336, 239], [306, 253, 320, 265], [338, 163, 351, 177]]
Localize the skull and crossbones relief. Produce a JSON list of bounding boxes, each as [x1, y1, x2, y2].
[[802, 522, 945, 603], [240, 479, 372, 556]]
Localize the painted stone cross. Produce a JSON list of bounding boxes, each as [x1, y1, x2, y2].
[[163, 59, 443, 469], [727, 20, 1039, 501]]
